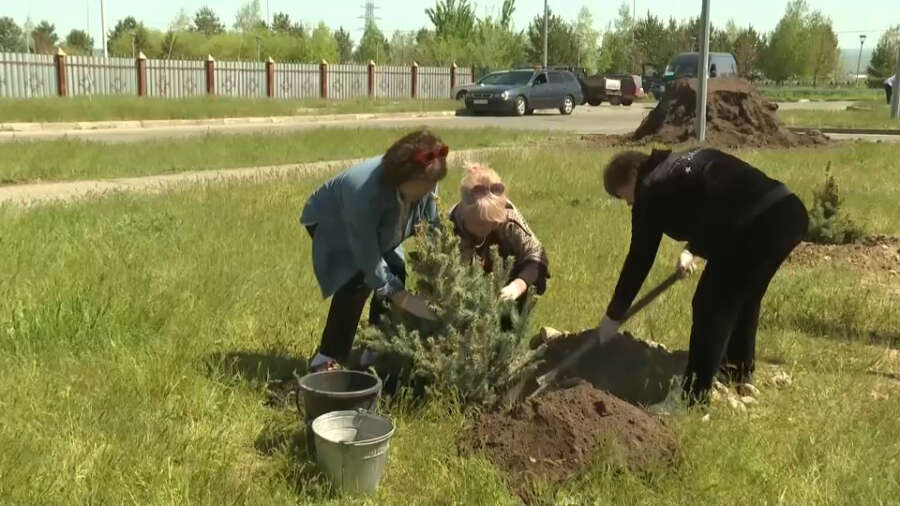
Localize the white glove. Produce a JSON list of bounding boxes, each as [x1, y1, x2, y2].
[[676, 249, 699, 278], [597, 315, 621, 337], [499, 278, 528, 301], [391, 291, 439, 321]]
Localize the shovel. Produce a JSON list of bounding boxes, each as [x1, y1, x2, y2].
[[525, 271, 683, 401]]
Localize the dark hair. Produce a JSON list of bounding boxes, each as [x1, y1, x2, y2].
[[603, 151, 649, 197], [382, 129, 448, 186]]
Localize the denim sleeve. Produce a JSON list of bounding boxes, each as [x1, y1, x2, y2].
[[424, 189, 442, 230], [341, 187, 404, 298]]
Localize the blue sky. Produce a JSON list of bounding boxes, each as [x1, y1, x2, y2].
[[5, 0, 895, 50]]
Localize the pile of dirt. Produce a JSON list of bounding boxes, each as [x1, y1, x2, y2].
[[632, 77, 829, 148], [460, 383, 677, 498], [509, 331, 688, 406], [788, 235, 900, 275]]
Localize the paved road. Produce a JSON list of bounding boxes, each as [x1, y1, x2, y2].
[[0, 101, 863, 144]]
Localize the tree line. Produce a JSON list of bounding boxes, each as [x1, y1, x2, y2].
[[0, 0, 896, 86]]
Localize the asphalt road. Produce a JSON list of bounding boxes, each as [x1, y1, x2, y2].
[[0, 101, 882, 144]]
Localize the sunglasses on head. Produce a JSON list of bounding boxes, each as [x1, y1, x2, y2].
[[412, 145, 449, 166], [470, 183, 505, 198]]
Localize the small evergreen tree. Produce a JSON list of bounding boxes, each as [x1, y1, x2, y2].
[[806, 163, 865, 245], [361, 222, 541, 409]]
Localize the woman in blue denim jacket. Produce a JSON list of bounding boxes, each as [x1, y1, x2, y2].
[[300, 129, 448, 372]]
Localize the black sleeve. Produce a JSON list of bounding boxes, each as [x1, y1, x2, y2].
[[605, 205, 663, 321], [512, 260, 548, 293]]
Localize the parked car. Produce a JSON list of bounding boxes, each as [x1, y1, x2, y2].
[[579, 73, 638, 106], [451, 72, 499, 100], [464, 69, 584, 116], [657, 52, 738, 99]]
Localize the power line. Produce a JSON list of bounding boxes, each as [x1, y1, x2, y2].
[[359, 1, 380, 31]]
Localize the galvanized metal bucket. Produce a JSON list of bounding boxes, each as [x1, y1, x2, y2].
[[311, 409, 395, 496]]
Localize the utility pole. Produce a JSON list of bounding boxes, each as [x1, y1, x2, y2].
[[891, 46, 900, 120], [856, 34, 866, 87], [543, 0, 548, 68], [696, 0, 711, 142], [100, 0, 107, 58]]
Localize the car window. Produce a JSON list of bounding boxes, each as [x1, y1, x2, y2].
[[534, 73, 548, 85], [479, 71, 534, 86], [665, 55, 697, 78], [549, 72, 565, 84]]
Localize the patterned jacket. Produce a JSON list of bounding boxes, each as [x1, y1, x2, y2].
[[449, 200, 550, 294]]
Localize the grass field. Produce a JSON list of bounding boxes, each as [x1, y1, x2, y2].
[[0, 96, 460, 123], [1, 141, 899, 504], [760, 87, 885, 103], [779, 103, 900, 131], [0, 127, 551, 184]]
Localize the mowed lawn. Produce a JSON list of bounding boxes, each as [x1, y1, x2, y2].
[[1, 141, 899, 504], [0, 96, 461, 123], [779, 103, 900, 130], [0, 127, 553, 184]]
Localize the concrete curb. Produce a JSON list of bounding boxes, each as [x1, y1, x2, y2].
[[0, 110, 460, 133], [0, 146, 503, 207], [789, 126, 900, 136]]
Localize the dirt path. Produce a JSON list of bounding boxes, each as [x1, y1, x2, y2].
[[0, 149, 495, 207]]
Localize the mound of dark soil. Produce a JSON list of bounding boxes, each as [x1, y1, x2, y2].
[[632, 77, 829, 148], [460, 383, 677, 499], [788, 235, 900, 275], [507, 331, 688, 407]]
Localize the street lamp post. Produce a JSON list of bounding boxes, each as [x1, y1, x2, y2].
[[100, 0, 107, 58], [856, 34, 867, 87], [696, 0, 711, 142], [543, 0, 548, 68]]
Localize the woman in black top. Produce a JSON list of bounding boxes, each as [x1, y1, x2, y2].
[[599, 148, 809, 403]]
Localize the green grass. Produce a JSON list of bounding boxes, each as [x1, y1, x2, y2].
[[1, 142, 900, 503], [0, 96, 461, 123], [761, 86, 885, 103], [0, 127, 552, 184], [779, 103, 900, 131]]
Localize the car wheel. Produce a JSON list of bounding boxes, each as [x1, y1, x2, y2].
[[622, 98, 633, 106], [588, 99, 602, 106], [514, 96, 527, 116], [609, 96, 622, 106], [456, 90, 467, 100], [525, 107, 535, 115], [559, 95, 575, 115]]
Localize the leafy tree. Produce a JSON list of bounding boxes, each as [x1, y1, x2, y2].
[[109, 23, 160, 58], [573, 7, 600, 73], [806, 12, 838, 87], [108, 17, 138, 52], [334, 27, 354, 63], [425, 0, 476, 40], [64, 29, 94, 55], [761, 0, 809, 84], [389, 31, 418, 64], [732, 26, 763, 79], [500, 0, 516, 29], [308, 22, 338, 63], [233, 0, 263, 33], [631, 13, 668, 73], [526, 8, 577, 66], [867, 25, 900, 79], [271, 12, 292, 33], [31, 21, 58, 54], [0, 17, 25, 52], [355, 21, 390, 63], [193, 6, 225, 35], [469, 16, 526, 69]]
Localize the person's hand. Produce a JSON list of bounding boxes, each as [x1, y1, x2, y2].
[[676, 249, 698, 278], [597, 315, 621, 338], [499, 278, 527, 301], [391, 291, 439, 321]]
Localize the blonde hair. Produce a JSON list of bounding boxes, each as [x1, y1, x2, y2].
[[459, 163, 508, 230]]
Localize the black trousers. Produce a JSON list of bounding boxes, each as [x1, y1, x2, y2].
[[307, 226, 406, 362], [682, 195, 809, 402], [886, 84, 893, 105]]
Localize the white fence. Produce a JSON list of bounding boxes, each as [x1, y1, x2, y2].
[[146, 59, 206, 98], [0, 51, 474, 101], [65, 55, 138, 97], [0, 52, 58, 98]]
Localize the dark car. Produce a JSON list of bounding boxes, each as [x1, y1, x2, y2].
[[580, 73, 639, 106], [465, 69, 584, 116], [655, 52, 739, 99]]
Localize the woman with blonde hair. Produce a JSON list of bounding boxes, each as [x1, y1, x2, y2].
[[448, 163, 549, 318]]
